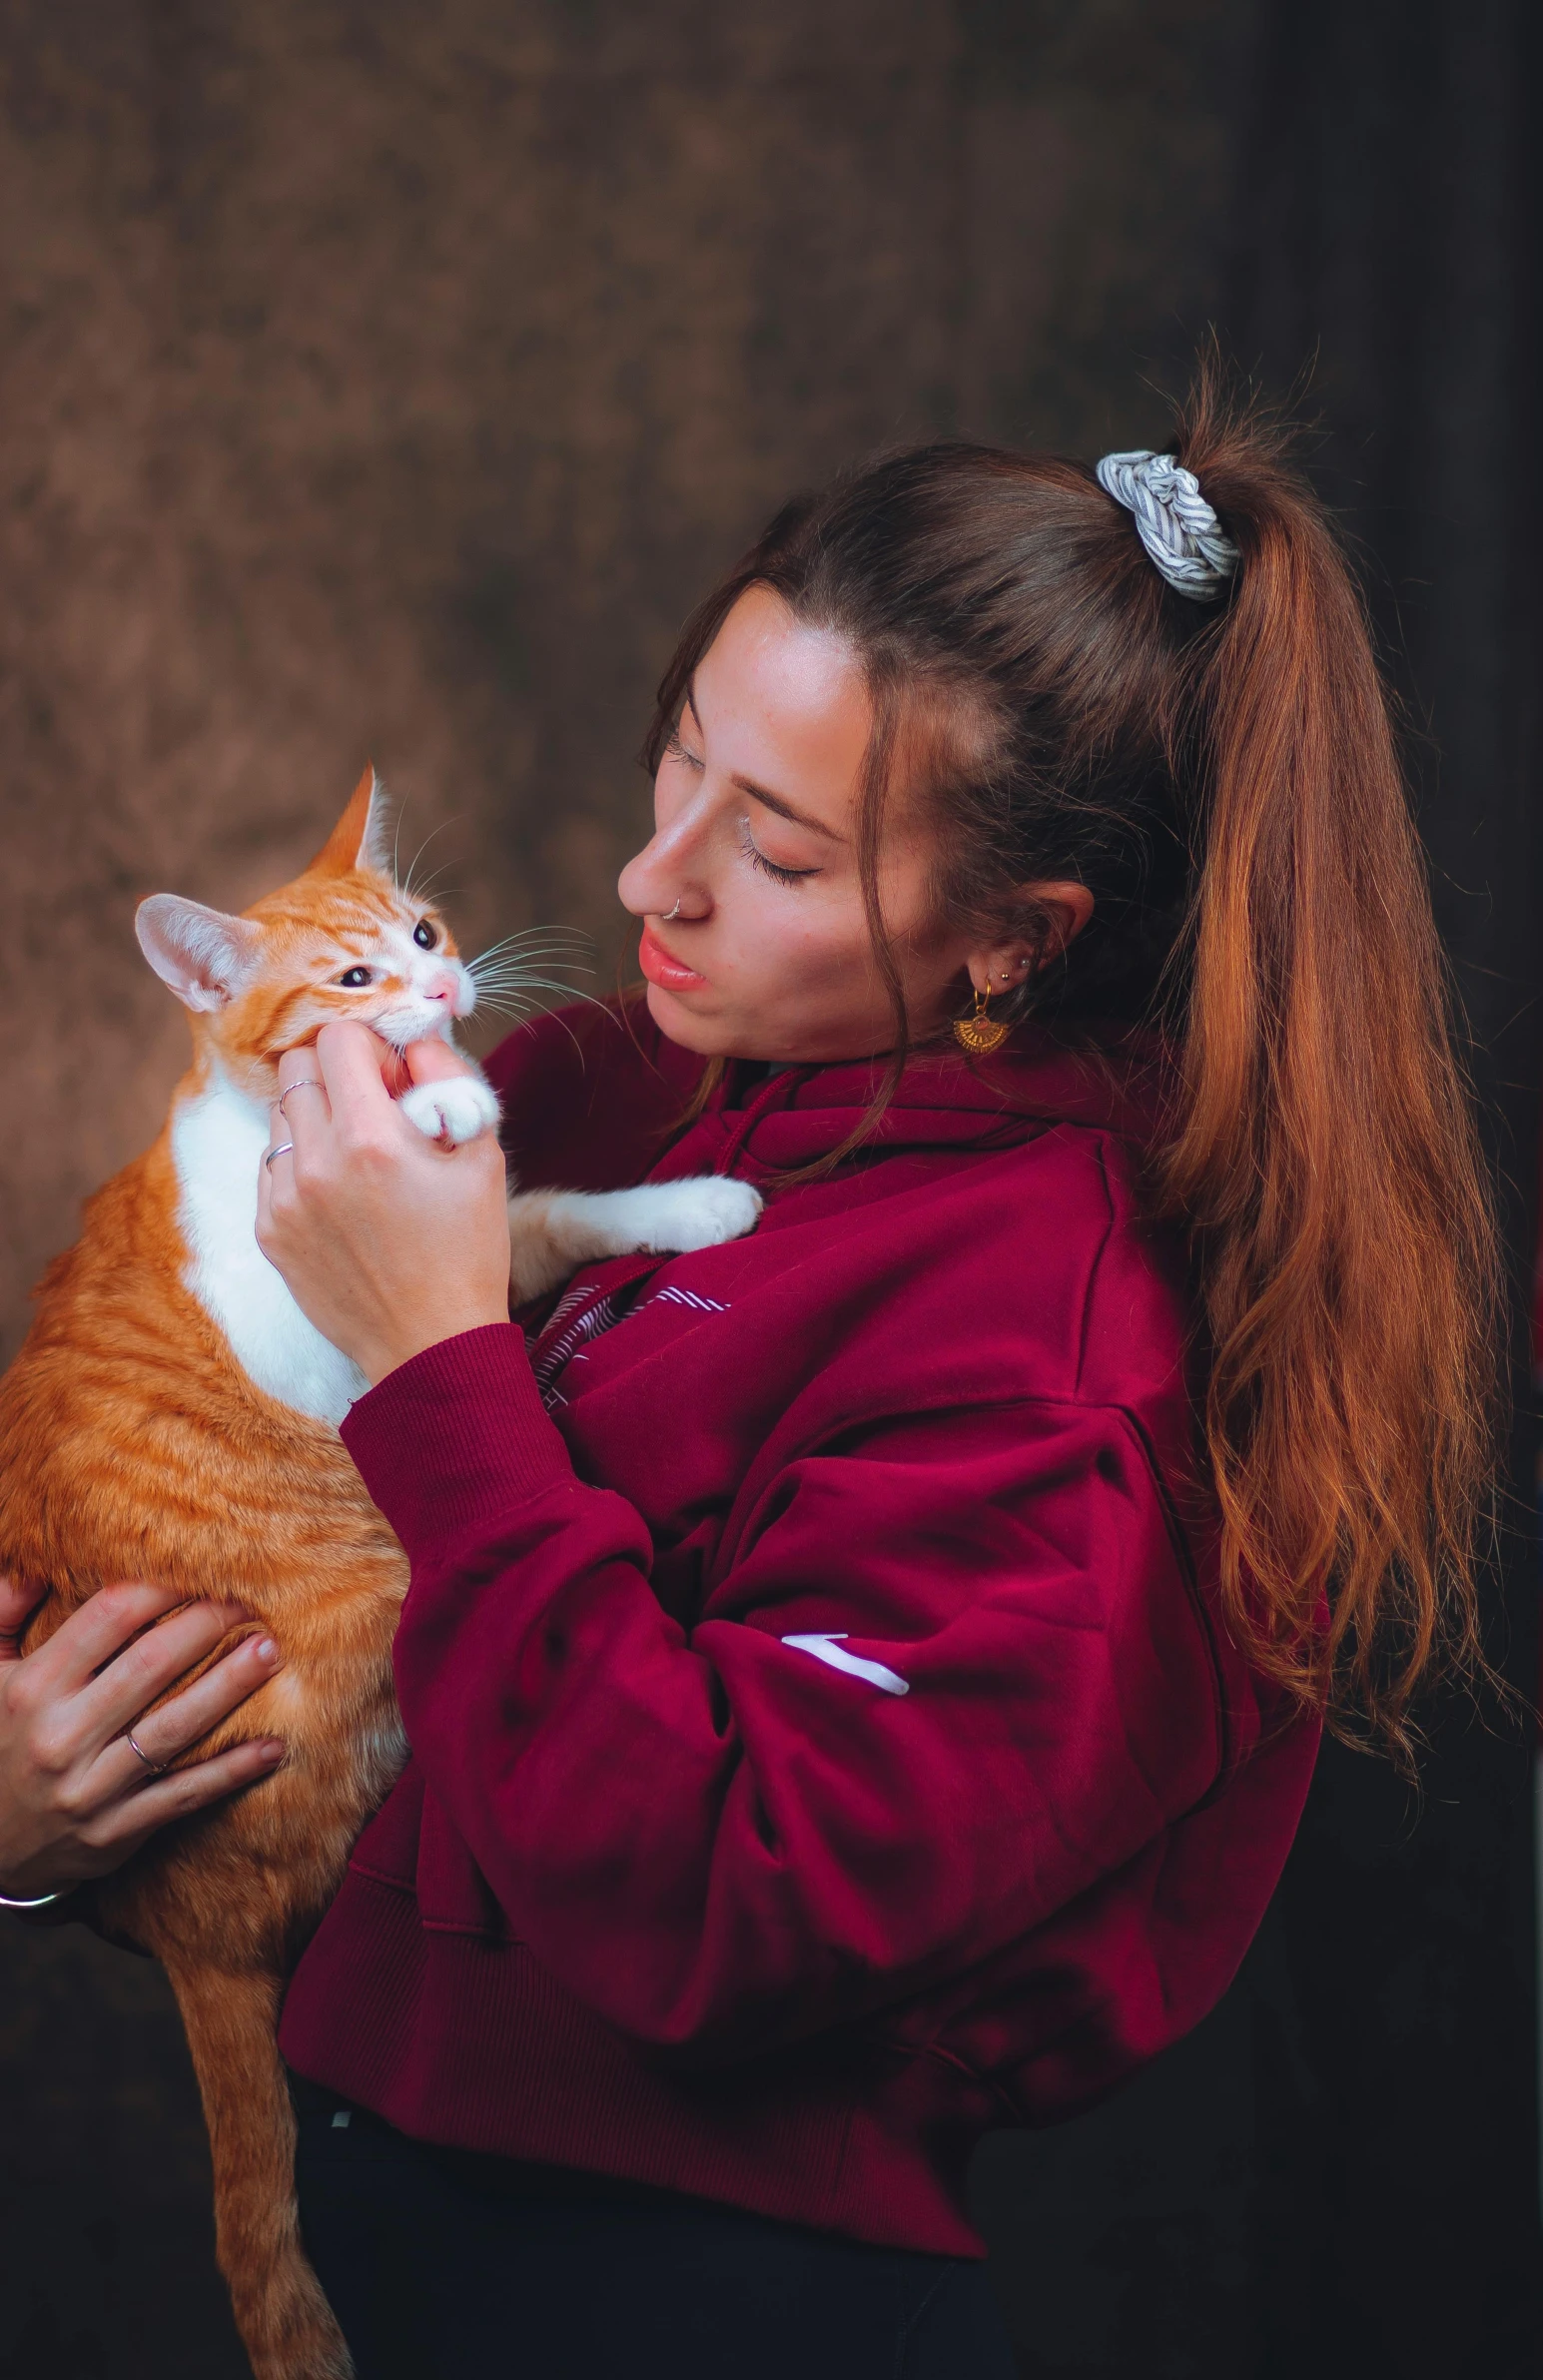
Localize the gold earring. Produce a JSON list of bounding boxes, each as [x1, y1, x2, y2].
[[954, 983, 1009, 1055]]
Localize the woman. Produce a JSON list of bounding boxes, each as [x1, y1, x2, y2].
[[0, 378, 1497, 2377]]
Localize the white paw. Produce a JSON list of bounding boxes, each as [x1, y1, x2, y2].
[[639, 1177, 763, 1252], [399, 1076, 501, 1148]]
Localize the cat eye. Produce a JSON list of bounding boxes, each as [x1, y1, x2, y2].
[[412, 920, 437, 950], [337, 966, 374, 988]]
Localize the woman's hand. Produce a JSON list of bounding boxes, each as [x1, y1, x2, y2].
[[0, 1574, 286, 1903], [256, 1025, 512, 1385]]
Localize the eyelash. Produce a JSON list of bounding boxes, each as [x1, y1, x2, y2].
[[738, 817, 816, 886], [665, 730, 817, 885]]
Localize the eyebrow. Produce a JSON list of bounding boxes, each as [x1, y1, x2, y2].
[[683, 692, 846, 844]]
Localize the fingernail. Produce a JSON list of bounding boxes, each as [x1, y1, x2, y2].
[[255, 1637, 280, 1665]]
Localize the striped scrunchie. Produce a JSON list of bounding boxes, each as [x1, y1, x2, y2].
[[1095, 448, 1239, 602]]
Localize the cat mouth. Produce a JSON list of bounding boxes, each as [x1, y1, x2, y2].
[[268, 1007, 461, 1070], [366, 1005, 463, 1052]]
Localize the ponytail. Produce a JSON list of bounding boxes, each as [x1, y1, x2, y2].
[[644, 369, 1503, 1753], [1162, 383, 1500, 1751]]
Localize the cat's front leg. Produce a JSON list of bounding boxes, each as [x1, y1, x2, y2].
[[508, 1180, 763, 1303]]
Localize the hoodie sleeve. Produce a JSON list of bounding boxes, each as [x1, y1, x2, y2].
[[344, 1322, 1229, 2063]]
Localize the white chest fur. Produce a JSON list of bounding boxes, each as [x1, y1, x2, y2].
[[170, 1079, 368, 1427]]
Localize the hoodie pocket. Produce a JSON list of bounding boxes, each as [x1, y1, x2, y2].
[[347, 1762, 513, 1941], [346, 1758, 425, 1891], [413, 1781, 516, 1940]]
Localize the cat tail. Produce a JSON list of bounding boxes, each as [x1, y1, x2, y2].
[[164, 1960, 355, 2380]]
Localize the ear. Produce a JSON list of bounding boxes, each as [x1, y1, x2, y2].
[[308, 765, 392, 879], [965, 882, 1096, 995], [135, 896, 263, 1014]]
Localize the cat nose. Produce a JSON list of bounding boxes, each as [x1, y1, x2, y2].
[[420, 967, 459, 1005]]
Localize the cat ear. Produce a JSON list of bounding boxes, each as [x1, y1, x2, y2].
[[308, 765, 392, 879], [135, 896, 263, 1014]]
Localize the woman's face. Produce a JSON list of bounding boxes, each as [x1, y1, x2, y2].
[[617, 586, 1089, 1065]]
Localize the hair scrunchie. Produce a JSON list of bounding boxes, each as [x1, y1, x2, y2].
[[1095, 448, 1239, 602]]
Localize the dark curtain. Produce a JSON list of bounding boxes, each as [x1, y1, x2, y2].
[[1226, 1, 1543, 2369], [974, 5, 1543, 2374]]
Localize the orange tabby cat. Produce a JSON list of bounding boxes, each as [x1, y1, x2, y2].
[[0, 769, 759, 2379]]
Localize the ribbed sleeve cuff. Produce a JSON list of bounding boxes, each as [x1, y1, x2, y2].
[[340, 1323, 572, 1555]]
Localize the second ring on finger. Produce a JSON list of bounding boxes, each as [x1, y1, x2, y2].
[[111, 1628, 282, 1793], [123, 1727, 168, 1779], [277, 1078, 326, 1122]]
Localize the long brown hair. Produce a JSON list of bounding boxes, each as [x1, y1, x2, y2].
[[642, 367, 1501, 1755]]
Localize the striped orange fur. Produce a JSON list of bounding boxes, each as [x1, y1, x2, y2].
[[0, 771, 474, 2380]]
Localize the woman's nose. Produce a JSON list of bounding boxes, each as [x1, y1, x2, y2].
[[618, 837, 664, 918], [619, 841, 711, 922]]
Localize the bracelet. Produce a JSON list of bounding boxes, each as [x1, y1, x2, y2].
[[0, 1886, 63, 1910]]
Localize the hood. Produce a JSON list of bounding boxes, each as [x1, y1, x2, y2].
[[639, 1010, 1175, 1188], [488, 998, 1176, 1195]]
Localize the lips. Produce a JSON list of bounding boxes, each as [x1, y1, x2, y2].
[[639, 923, 710, 993]]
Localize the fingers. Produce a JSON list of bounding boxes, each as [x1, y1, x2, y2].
[[276, 1045, 334, 1109], [268, 1046, 333, 1184], [402, 1035, 478, 1087], [104, 1628, 283, 1787], [375, 1036, 413, 1100], [263, 1100, 295, 1193], [72, 1598, 259, 1753], [0, 1591, 286, 1898], [313, 1021, 404, 1140], [272, 1029, 469, 1174], [13, 1579, 191, 1696], [0, 1573, 44, 1658], [275, 1049, 333, 1140], [88, 1735, 288, 1864]]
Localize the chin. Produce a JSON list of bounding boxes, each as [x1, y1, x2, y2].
[[371, 1009, 456, 1051], [644, 983, 732, 1055]]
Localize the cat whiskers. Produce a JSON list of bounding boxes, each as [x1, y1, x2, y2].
[[465, 930, 596, 999], [467, 926, 596, 967], [470, 976, 603, 1020], [403, 865, 457, 908], [464, 934, 605, 1048], [398, 819, 461, 903]]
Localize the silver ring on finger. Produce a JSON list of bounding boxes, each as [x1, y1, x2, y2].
[[265, 1142, 295, 1171], [278, 1080, 325, 1120], [125, 1729, 166, 1777]]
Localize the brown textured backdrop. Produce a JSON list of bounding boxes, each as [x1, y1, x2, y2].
[[0, 0, 1245, 1368], [0, 8, 1254, 2372]]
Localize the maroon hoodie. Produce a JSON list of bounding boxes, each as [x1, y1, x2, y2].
[[278, 1003, 1318, 2257]]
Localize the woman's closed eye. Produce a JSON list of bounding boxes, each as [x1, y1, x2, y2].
[[737, 817, 819, 887], [665, 729, 704, 774]]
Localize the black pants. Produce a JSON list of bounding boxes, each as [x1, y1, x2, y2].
[[292, 2079, 1018, 2380]]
